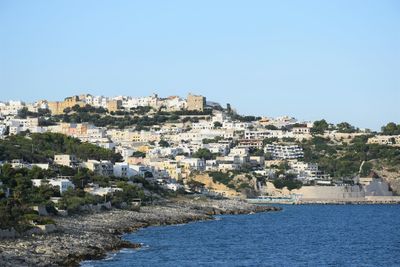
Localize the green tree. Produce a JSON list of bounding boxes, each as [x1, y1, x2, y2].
[[131, 151, 146, 158], [273, 178, 302, 190], [381, 122, 400, 135], [311, 119, 329, 134], [360, 161, 373, 177], [337, 122, 356, 133], [158, 140, 170, 147], [213, 121, 223, 128], [193, 148, 214, 160]]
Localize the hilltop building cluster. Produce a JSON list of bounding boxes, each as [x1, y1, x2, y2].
[[0, 93, 398, 200]]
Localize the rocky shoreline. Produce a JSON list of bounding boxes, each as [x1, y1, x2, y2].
[[0, 197, 280, 266]]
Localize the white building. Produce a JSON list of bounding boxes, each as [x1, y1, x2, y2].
[[32, 178, 75, 194], [222, 121, 252, 131], [6, 117, 39, 135], [265, 144, 304, 160], [192, 121, 214, 130], [113, 162, 143, 178], [178, 157, 206, 171], [202, 143, 230, 155], [85, 184, 122, 196], [289, 161, 330, 181]]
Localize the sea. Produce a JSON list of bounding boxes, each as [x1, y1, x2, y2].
[[81, 205, 400, 267]]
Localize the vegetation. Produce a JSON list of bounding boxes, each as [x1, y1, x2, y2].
[[17, 107, 51, 119], [186, 180, 206, 192], [273, 178, 302, 190], [263, 137, 279, 145], [299, 135, 400, 178], [0, 165, 60, 231], [231, 114, 261, 122], [192, 148, 214, 160], [336, 122, 357, 133], [381, 122, 400, 135], [264, 125, 279, 130], [0, 132, 122, 163], [249, 148, 265, 157], [213, 121, 222, 128], [208, 171, 235, 189], [57, 188, 102, 213], [158, 140, 170, 147], [311, 119, 330, 135], [131, 151, 146, 158], [64, 104, 107, 114]]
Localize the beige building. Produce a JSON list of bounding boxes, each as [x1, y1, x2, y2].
[[107, 100, 122, 112], [55, 122, 90, 138], [81, 160, 114, 176], [108, 129, 160, 143], [187, 93, 206, 112], [48, 96, 86, 115], [367, 135, 400, 146], [54, 154, 78, 168]]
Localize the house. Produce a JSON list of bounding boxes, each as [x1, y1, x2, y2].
[[222, 121, 252, 131], [202, 143, 230, 155], [205, 160, 218, 171], [32, 178, 75, 194], [292, 126, 311, 135], [178, 157, 206, 171], [192, 121, 214, 130], [218, 162, 240, 172], [113, 162, 143, 178], [81, 160, 114, 176], [54, 154, 78, 168], [237, 139, 263, 149], [289, 161, 330, 182], [217, 155, 248, 165], [84, 183, 122, 196], [249, 156, 265, 166], [367, 135, 400, 146], [6, 117, 39, 135]]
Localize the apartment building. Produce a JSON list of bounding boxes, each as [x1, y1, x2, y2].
[[265, 144, 304, 159], [237, 139, 263, 149]]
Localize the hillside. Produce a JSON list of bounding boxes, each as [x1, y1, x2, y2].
[[0, 133, 122, 163]]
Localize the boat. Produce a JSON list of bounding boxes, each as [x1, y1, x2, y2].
[[246, 194, 300, 204]]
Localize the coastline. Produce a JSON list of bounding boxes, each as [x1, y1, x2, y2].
[[0, 197, 280, 267]]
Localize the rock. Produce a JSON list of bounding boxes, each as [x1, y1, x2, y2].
[[0, 197, 280, 266]]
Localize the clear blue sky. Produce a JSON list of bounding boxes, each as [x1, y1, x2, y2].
[[1, 0, 399, 130]]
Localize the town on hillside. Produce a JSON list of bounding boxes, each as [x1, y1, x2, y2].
[[1, 93, 400, 234]]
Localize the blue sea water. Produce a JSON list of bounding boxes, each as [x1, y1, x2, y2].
[[82, 205, 400, 266]]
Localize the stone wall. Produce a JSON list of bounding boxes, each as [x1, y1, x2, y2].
[[292, 185, 365, 199]]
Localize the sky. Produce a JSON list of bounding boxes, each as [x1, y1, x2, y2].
[[0, 0, 399, 130]]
